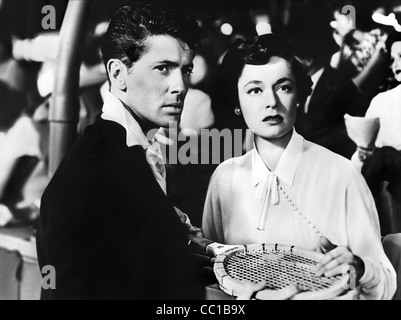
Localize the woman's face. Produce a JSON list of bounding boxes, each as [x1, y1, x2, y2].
[[391, 41, 401, 82], [237, 57, 298, 142]]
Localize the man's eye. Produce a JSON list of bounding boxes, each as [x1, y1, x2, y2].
[[183, 68, 193, 76], [155, 66, 169, 72], [248, 88, 262, 95]]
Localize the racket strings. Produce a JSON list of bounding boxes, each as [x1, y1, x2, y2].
[[224, 249, 341, 291]]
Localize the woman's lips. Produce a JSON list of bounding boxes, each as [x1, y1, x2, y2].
[[263, 115, 284, 125]]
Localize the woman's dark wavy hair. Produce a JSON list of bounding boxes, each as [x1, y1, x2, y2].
[[101, 3, 201, 70], [214, 33, 312, 129]]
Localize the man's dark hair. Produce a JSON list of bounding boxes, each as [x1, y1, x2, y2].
[[101, 3, 201, 71], [288, 28, 336, 69]]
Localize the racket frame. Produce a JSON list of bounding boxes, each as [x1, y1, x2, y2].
[[211, 243, 345, 299]]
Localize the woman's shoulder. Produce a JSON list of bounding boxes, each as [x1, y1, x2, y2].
[[210, 152, 252, 181], [217, 151, 252, 169], [364, 85, 401, 119], [303, 139, 359, 174], [371, 85, 401, 103]]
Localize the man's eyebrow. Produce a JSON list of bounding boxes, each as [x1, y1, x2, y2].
[[154, 60, 194, 68], [153, 60, 179, 67]]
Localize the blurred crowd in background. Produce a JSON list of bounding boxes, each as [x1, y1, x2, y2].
[[0, 0, 401, 235]]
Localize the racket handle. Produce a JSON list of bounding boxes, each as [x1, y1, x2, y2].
[[189, 237, 216, 256], [189, 237, 236, 257], [190, 253, 216, 266]]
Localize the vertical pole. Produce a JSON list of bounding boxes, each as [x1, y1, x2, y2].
[[48, 0, 92, 177]]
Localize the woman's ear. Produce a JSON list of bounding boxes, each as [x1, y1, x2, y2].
[[234, 107, 242, 116], [106, 59, 127, 92]]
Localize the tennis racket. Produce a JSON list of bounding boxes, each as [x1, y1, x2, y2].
[[190, 237, 348, 300]]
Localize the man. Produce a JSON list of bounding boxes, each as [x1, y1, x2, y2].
[[36, 3, 203, 300], [290, 29, 366, 159]]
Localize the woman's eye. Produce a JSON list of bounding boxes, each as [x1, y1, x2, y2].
[[248, 88, 262, 95], [277, 85, 292, 93]]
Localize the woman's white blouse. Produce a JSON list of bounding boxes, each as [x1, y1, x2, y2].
[[202, 130, 396, 300]]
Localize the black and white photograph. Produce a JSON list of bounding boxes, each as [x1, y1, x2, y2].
[[0, 0, 400, 305]]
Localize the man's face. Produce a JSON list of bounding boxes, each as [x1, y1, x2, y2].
[[125, 34, 194, 128], [391, 41, 401, 82]]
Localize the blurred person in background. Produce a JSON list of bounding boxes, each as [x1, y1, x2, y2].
[[0, 28, 45, 228], [180, 53, 215, 133], [0, 33, 25, 91], [212, 38, 251, 157], [78, 21, 109, 133], [0, 82, 45, 227], [290, 28, 366, 159], [352, 33, 401, 232], [330, 7, 356, 69], [351, 31, 401, 300], [330, 8, 389, 106], [0, 23, 110, 228], [12, 22, 108, 136]]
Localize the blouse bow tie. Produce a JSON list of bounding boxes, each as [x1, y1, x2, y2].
[[254, 172, 279, 231]]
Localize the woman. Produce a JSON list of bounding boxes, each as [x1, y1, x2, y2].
[[202, 34, 396, 300]]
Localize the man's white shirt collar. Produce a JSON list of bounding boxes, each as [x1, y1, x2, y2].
[[100, 91, 166, 193], [101, 90, 153, 148], [311, 67, 325, 92], [304, 67, 325, 113]]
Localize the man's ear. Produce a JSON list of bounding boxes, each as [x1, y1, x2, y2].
[[106, 59, 127, 91], [303, 58, 314, 69]]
